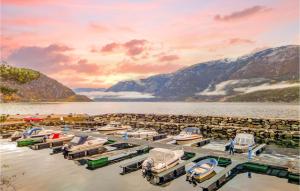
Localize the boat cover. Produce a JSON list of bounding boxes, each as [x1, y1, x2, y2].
[[70, 135, 88, 145], [148, 148, 176, 164], [235, 133, 255, 146]]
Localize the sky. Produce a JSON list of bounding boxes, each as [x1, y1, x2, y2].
[[1, 0, 299, 88]]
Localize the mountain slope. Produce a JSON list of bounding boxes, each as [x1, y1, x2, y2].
[[107, 45, 299, 101], [0, 64, 92, 102]]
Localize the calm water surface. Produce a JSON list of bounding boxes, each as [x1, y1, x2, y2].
[[1, 102, 299, 119], [1, 140, 298, 191]]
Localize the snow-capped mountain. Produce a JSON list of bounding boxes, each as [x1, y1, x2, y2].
[[105, 45, 299, 102]]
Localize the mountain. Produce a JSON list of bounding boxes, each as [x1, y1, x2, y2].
[[106, 45, 299, 102], [0, 64, 92, 102], [73, 88, 106, 93]]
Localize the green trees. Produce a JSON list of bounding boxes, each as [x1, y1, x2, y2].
[[0, 86, 18, 95], [0, 64, 40, 84]]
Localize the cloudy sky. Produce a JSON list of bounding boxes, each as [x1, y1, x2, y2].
[[1, 0, 299, 88]]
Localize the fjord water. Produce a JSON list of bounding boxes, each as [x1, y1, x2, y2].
[[1, 102, 299, 119], [1, 140, 298, 191]]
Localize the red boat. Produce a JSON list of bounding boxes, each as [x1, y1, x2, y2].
[[24, 117, 43, 123]]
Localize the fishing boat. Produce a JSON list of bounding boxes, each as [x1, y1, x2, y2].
[[116, 129, 158, 139], [173, 127, 203, 145], [186, 158, 218, 183], [142, 148, 184, 174], [234, 133, 255, 153], [62, 135, 108, 157], [97, 122, 131, 134]]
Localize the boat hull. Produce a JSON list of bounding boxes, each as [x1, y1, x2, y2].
[[175, 137, 202, 145], [151, 158, 180, 174], [98, 129, 127, 135], [187, 170, 216, 182], [234, 144, 255, 153]]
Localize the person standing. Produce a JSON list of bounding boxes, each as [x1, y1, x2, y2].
[[229, 137, 235, 155]]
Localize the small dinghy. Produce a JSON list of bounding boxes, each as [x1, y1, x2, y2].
[[97, 122, 131, 135], [234, 133, 255, 153], [142, 148, 184, 174], [186, 158, 218, 184], [173, 127, 203, 145]]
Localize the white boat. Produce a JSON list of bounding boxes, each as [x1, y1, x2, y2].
[[18, 128, 56, 141], [142, 148, 184, 174], [45, 133, 74, 143], [65, 136, 108, 152], [11, 131, 23, 141], [186, 158, 218, 183], [173, 127, 203, 145], [97, 122, 131, 134], [234, 133, 255, 153], [116, 129, 158, 139]]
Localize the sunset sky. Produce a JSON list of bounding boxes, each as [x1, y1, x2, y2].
[[1, 0, 299, 88]]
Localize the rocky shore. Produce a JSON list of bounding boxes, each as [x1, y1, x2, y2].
[[1, 113, 299, 147]]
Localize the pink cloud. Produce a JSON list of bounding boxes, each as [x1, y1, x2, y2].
[[2, 18, 45, 26], [100, 42, 120, 52], [116, 61, 182, 74], [158, 54, 180, 62], [228, 38, 255, 45], [2, 0, 66, 6], [123, 39, 148, 56], [99, 39, 148, 57], [214, 6, 270, 22], [89, 23, 109, 33], [6, 44, 101, 75]]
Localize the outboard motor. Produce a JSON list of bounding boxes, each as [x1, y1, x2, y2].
[[142, 158, 154, 180], [62, 144, 72, 159], [186, 171, 197, 186]]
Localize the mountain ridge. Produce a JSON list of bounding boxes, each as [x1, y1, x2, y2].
[[0, 64, 92, 102], [106, 45, 299, 102]]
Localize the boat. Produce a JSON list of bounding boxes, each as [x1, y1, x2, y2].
[[16, 128, 58, 146], [142, 148, 184, 174], [234, 133, 255, 153], [44, 132, 74, 143], [186, 158, 218, 183], [22, 128, 56, 139], [24, 116, 43, 123], [116, 129, 158, 139], [97, 122, 131, 134], [62, 135, 108, 157], [173, 127, 203, 145], [11, 131, 23, 141]]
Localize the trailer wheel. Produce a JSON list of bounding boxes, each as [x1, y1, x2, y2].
[[173, 170, 178, 177]]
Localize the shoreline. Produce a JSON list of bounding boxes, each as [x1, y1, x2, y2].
[[1, 113, 299, 148]]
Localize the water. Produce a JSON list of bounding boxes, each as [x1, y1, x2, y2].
[[1, 102, 299, 119], [1, 140, 298, 191]]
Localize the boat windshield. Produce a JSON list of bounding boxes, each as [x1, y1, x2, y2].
[[70, 136, 81, 144], [183, 127, 200, 134]]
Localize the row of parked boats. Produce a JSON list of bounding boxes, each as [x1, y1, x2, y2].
[[10, 122, 256, 184], [12, 122, 255, 152]]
